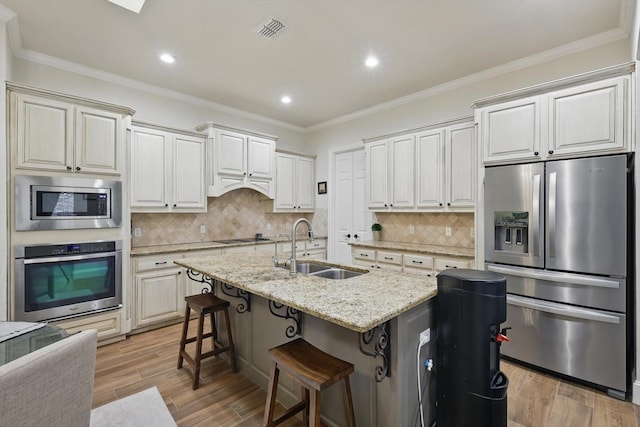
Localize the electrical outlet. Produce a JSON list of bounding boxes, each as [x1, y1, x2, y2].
[[445, 227, 452, 237], [409, 225, 415, 235], [133, 227, 141, 237], [267, 223, 272, 230], [199, 225, 206, 234], [419, 328, 430, 346]]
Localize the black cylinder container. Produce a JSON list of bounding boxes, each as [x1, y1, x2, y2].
[[435, 269, 508, 427]]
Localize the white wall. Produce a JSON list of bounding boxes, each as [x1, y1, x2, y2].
[[11, 58, 307, 152], [0, 20, 12, 321], [307, 39, 631, 211]]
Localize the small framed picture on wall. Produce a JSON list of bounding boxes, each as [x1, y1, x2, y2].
[[317, 181, 327, 194]]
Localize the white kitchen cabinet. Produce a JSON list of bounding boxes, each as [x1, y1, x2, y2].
[[274, 152, 315, 212], [478, 74, 631, 165], [402, 253, 435, 277], [130, 123, 206, 213], [445, 122, 475, 210], [547, 76, 628, 157], [366, 135, 414, 210], [352, 248, 402, 271], [352, 246, 473, 276], [133, 254, 185, 329], [9, 85, 131, 175], [196, 123, 277, 198], [366, 118, 475, 212], [434, 257, 473, 272]]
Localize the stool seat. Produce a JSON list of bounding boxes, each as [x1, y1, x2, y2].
[[263, 338, 355, 427], [177, 292, 237, 390]]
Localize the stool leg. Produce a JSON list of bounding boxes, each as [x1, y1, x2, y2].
[[192, 312, 205, 390], [342, 376, 356, 427], [210, 310, 218, 349], [301, 387, 310, 426], [263, 363, 280, 427], [223, 307, 238, 372], [309, 389, 321, 427], [177, 303, 190, 369]]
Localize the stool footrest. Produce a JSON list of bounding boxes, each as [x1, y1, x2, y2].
[[183, 331, 215, 345], [271, 401, 307, 426]]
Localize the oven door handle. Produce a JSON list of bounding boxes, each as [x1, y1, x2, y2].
[[22, 251, 119, 264], [507, 294, 621, 324]]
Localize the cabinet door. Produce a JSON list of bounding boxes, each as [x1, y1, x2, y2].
[[173, 135, 206, 210], [415, 129, 444, 208], [135, 268, 184, 328], [15, 93, 73, 172], [390, 135, 415, 208], [247, 136, 275, 179], [481, 95, 542, 164], [366, 140, 389, 209], [75, 106, 121, 175], [217, 129, 246, 176], [446, 123, 475, 209], [275, 153, 296, 210], [296, 157, 315, 210], [130, 127, 170, 209], [548, 76, 628, 157]]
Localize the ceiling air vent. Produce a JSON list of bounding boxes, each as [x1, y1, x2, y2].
[[255, 17, 287, 39]]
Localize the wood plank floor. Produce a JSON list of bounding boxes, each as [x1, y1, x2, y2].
[[93, 321, 640, 427]]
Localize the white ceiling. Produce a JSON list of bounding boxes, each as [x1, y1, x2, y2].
[[0, 0, 633, 130]]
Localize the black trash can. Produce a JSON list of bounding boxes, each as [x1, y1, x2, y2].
[[435, 269, 509, 427]]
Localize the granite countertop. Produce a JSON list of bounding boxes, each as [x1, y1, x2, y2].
[[350, 240, 475, 258], [131, 236, 328, 256], [175, 253, 437, 333]]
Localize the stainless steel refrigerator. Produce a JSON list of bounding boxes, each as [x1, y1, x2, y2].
[[484, 154, 632, 398]]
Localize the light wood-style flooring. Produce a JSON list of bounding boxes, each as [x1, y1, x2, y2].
[[92, 321, 640, 427]]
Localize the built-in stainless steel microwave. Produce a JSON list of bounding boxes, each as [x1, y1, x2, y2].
[[15, 175, 122, 231]]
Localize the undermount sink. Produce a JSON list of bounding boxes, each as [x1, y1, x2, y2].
[[289, 262, 366, 279]]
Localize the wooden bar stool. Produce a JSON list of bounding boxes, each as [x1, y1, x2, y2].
[[263, 338, 356, 427], [177, 293, 238, 390]]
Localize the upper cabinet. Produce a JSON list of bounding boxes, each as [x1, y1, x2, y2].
[[365, 118, 475, 212], [476, 67, 632, 165], [274, 151, 315, 212], [130, 123, 206, 213], [196, 123, 277, 198], [8, 83, 134, 176]]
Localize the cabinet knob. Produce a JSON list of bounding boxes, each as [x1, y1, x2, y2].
[[548, 150, 554, 155], [178, 271, 182, 275], [447, 202, 451, 206], [354, 234, 359, 239], [249, 173, 253, 176], [346, 234, 351, 238], [439, 203, 443, 207], [243, 172, 247, 176], [165, 204, 168, 207], [66, 166, 72, 171], [389, 204, 393, 207], [384, 204, 388, 207], [173, 204, 177, 207], [76, 166, 81, 171], [534, 151, 539, 156]]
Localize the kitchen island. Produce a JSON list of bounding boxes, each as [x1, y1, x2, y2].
[[175, 253, 438, 427]]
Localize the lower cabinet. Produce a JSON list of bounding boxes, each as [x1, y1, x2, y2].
[[352, 246, 473, 276], [52, 309, 123, 345], [133, 254, 185, 330]]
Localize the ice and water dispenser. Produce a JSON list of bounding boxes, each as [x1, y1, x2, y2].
[[436, 269, 509, 427], [494, 211, 528, 254]]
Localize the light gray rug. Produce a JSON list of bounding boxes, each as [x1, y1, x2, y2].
[[90, 386, 177, 427]]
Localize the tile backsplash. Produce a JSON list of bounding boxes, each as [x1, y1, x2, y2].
[[132, 188, 327, 247], [373, 212, 474, 248]]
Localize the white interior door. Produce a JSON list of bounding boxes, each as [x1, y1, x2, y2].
[[332, 148, 370, 264]]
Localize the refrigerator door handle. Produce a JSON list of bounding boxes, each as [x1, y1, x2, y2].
[[486, 264, 621, 289], [507, 294, 621, 324], [532, 174, 542, 258], [548, 171, 557, 258]]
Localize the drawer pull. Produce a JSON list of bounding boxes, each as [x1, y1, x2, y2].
[[155, 261, 168, 265], [360, 253, 369, 257], [384, 256, 394, 260], [412, 260, 423, 264], [445, 265, 457, 268]]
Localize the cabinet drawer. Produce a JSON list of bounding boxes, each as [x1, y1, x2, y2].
[[435, 258, 472, 271], [353, 249, 375, 261], [306, 239, 326, 250], [377, 251, 402, 265], [136, 255, 182, 272], [403, 254, 434, 270]]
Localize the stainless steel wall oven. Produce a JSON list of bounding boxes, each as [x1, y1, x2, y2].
[[14, 240, 122, 322]]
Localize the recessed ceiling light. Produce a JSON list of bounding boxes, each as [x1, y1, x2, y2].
[[365, 56, 379, 68], [281, 95, 292, 104], [159, 53, 175, 64]]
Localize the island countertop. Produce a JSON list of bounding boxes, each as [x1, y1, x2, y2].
[[175, 253, 437, 333]]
